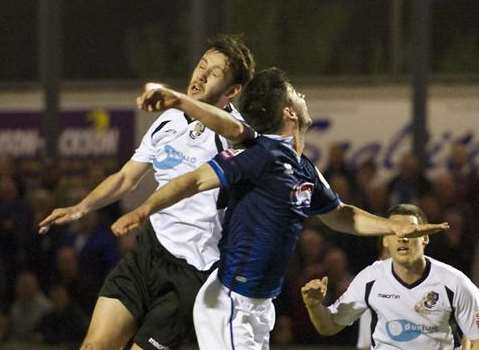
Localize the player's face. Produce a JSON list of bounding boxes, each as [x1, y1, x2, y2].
[[287, 85, 312, 131], [187, 49, 236, 106], [383, 215, 428, 266]]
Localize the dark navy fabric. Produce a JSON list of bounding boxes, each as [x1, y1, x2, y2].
[[208, 136, 340, 298]]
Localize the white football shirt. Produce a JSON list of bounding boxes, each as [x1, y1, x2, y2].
[[132, 104, 242, 270], [329, 257, 479, 349]]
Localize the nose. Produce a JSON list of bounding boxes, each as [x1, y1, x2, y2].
[[197, 71, 207, 83], [398, 237, 409, 243]]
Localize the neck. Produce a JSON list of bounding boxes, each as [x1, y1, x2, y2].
[[392, 257, 427, 285], [278, 124, 305, 156]]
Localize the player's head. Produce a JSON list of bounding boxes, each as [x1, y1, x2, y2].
[[239, 67, 312, 134], [382, 204, 429, 266], [187, 34, 255, 107]]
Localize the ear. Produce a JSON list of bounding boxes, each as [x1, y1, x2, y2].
[[224, 84, 241, 100], [283, 106, 298, 122]]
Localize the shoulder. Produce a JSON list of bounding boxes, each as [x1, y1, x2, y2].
[[358, 259, 390, 281], [428, 257, 475, 289], [150, 109, 188, 128]]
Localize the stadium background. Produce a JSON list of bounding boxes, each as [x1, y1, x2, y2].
[[0, 1, 478, 349]]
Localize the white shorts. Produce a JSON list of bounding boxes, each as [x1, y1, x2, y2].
[[193, 269, 276, 350]]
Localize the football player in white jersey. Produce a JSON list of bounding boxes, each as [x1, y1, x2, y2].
[[38, 35, 255, 350], [302, 204, 479, 350]]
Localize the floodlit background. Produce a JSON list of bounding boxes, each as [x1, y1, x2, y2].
[[0, 1, 478, 349]]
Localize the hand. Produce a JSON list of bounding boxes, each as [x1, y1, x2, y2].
[[390, 220, 450, 238], [38, 206, 87, 234], [137, 83, 183, 112], [301, 276, 328, 307], [111, 207, 149, 237]]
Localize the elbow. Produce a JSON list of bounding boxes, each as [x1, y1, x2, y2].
[[225, 121, 246, 143]]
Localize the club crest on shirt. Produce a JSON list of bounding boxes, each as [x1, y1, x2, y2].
[[415, 290, 439, 314], [189, 121, 206, 139], [291, 182, 314, 208]]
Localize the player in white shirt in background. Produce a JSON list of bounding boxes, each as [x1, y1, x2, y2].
[[38, 34, 255, 350], [302, 204, 479, 350]]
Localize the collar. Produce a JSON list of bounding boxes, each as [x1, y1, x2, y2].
[[263, 134, 299, 161]]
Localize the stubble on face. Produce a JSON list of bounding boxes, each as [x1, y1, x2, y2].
[[187, 50, 234, 106]]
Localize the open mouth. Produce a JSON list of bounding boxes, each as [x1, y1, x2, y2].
[[190, 83, 203, 94], [397, 247, 409, 254]]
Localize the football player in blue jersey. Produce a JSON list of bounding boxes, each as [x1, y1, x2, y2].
[[111, 68, 449, 350]]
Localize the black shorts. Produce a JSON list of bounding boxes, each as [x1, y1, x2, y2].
[[100, 222, 215, 350]]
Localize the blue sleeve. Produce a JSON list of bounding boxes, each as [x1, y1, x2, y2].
[[309, 167, 341, 215], [207, 145, 271, 189]]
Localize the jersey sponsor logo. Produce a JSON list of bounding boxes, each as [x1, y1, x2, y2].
[[386, 319, 439, 342], [152, 145, 197, 169], [189, 121, 206, 139], [377, 293, 400, 299], [148, 337, 171, 350], [475, 311, 479, 328], [291, 182, 314, 208], [219, 148, 244, 160], [415, 290, 439, 314]]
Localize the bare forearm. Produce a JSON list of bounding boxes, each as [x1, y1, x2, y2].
[[139, 163, 219, 216], [305, 304, 343, 336], [178, 95, 249, 143], [320, 203, 394, 237], [79, 173, 137, 213]]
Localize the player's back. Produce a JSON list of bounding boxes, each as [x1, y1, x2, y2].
[[209, 135, 340, 299]]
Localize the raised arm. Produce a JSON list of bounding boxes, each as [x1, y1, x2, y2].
[[38, 160, 151, 233], [111, 163, 220, 236], [301, 277, 345, 336], [319, 202, 449, 238], [138, 83, 255, 144]]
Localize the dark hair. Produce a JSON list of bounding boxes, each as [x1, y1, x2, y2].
[[239, 67, 289, 134], [206, 34, 255, 86], [387, 203, 428, 224]]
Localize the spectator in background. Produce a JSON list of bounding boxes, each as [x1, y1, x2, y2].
[[324, 142, 356, 188], [388, 151, 432, 205], [52, 246, 93, 312], [428, 208, 472, 274], [447, 142, 479, 204], [9, 271, 52, 342], [27, 187, 67, 288], [62, 186, 120, 312], [0, 174, 33, 304], [33, 284, 87, 348]]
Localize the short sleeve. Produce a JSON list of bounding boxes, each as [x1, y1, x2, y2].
[[309, 166, 340, 215], [131, 113, 180, 163], [453, 275, 479, 340], [207, 144, 271, 189], [328, 269, 370, 326]]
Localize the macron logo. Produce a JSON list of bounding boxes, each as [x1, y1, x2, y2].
[[378, 293, 400, 299], [148, 338, 170, 350]]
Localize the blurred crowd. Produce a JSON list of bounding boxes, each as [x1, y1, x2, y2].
[[0, 140, 478, 348]]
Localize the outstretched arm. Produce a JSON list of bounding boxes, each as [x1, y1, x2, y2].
[[111, 163, 220, 236], [319, 202, 449, 238], [38, 160, 151, 234], [138, 83, 255, 144]]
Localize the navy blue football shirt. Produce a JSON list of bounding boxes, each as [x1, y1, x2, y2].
[[208, 135, 340, 298]]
